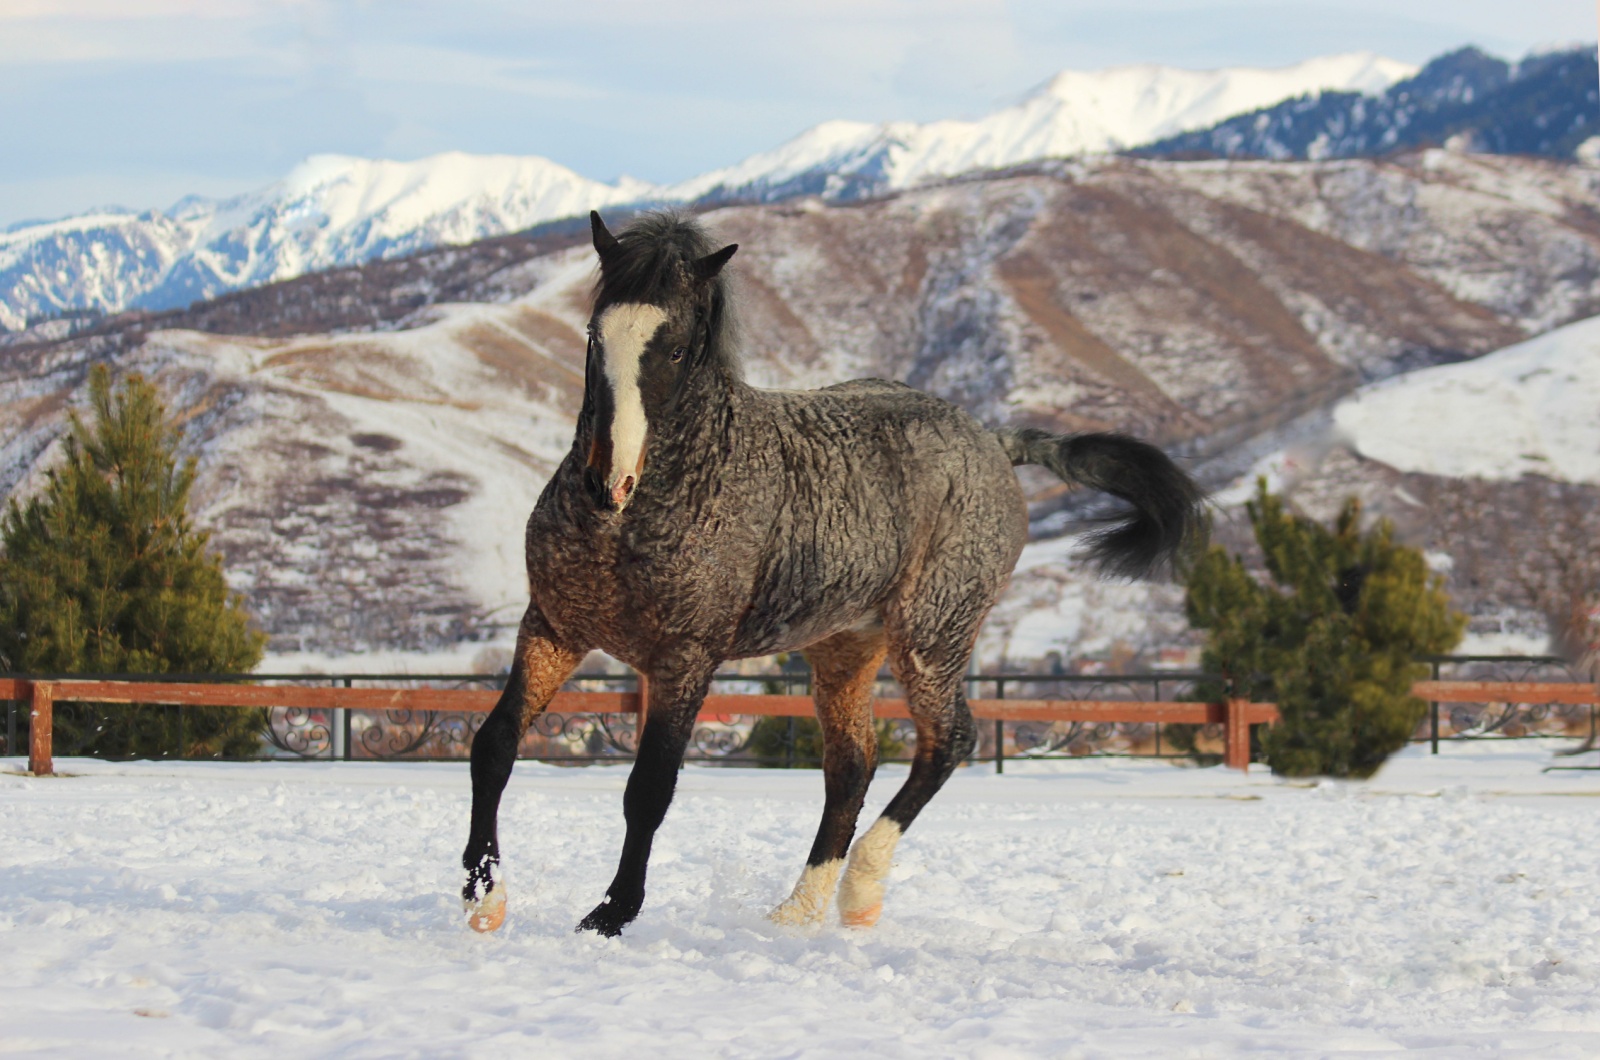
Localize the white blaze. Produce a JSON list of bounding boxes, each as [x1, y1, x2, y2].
[[597, 303, 667, 505]]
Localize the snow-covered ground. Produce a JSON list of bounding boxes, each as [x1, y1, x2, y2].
[[5, 741, 1600, 1056]]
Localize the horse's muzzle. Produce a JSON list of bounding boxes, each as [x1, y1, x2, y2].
[[583, 459, 639, 512]]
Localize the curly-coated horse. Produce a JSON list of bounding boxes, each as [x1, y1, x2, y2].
[[461, 210, 1206, 937]]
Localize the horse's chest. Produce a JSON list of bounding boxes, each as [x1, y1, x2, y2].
[[526, 515, 744, 655]]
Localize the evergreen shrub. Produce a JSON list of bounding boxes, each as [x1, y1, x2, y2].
[[1181, 480, 1465, 778], [746, 714, 907, 768], [0, 366, 266, 757]]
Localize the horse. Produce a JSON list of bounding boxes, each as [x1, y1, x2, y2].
[[460, 209, 1206, 937]]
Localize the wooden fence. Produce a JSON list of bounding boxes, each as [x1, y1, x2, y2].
[[4, 676, 1594, 779], [0, 676, 1276, 776]]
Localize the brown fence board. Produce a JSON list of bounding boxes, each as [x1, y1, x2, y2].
[[30, 682, 1281, 726], [1413, 680, 1598, 705], [0, 675, 1285, 774]]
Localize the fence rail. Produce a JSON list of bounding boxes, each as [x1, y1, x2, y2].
[[0, 674, 1275, 775], [4, 660, 1596, 778]]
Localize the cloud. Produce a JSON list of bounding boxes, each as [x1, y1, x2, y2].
[[0, 0, 1589, 226], [0, 0, 304, 21]]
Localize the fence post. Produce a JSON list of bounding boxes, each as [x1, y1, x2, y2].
[[336, 677, 352, 761], [1153, 678, 1162, 758], [6, 697, 15, 759], [1223, 696, 1250, 772], [1429, 658, 1440, 755], [28, 682, 53, 776], [1589, 676, 1597, 750], [994, 676, 1005, 774]]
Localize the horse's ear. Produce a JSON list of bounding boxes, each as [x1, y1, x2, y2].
[[591, 211, 620, 261], [691, 244, 738, 284]]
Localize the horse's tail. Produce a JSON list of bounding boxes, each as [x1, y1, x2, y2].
[[996, 427, 1207, 579]]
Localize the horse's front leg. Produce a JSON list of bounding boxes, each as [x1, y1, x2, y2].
[[577, 661, 714, 937], [462, 606, 584, 932]]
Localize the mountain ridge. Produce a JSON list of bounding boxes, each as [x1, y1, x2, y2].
[[0, 51, 1420, 332], [1138, 45, 1598, 162]]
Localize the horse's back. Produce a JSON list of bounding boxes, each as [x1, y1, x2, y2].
[[817, 377, 914, 397], [761, 378, 1017, 488]]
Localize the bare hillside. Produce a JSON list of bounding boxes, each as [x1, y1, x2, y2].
[[2, 151, 1596, 662]]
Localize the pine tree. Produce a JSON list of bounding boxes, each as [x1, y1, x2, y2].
[[746, 715, 906, 768], [0, 365, 266, 757], [1183, 479, 1465, 778]]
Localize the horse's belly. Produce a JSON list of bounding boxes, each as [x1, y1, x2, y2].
[[729, 559, 893, 658]]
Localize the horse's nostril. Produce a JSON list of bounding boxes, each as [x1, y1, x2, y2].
[[611, 475, 635, 508]]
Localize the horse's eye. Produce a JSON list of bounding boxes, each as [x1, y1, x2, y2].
[[670, 346, 687, 363]]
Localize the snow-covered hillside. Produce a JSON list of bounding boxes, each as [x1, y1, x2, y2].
[[0, 53, 1413, 331], [672, 52, 1413, 202], [1335, 313, 1600, 483]]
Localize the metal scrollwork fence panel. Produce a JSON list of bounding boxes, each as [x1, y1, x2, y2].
[[1421, 655, 1597, 744], [978, 672, 1209, 762], [262, 706, 335, 758]]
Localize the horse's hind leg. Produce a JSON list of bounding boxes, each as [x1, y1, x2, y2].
[[462, 605, 584, 932], [770, 627, 888, 927], [835, 636, 979, 929], [576, 655, 716, 937]]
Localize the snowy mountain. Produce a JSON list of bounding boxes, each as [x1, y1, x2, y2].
[[670, 52, 1414, 203], [0, 153, 651, 332], [1139, 45, 1598, 162], [0, 53, 1413, 332]]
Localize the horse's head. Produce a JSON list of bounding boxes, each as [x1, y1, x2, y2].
[[583, 210, 737, 512]]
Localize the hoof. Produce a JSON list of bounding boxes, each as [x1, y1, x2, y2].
[[839, 902, 882, 929], [576, 896, 638, 938], [465, 885, 507, 933], [768, 900, 823, 927]]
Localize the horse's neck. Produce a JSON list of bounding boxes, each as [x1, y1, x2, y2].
[[653, 374, 744, 475]]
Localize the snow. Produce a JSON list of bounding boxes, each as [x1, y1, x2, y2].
[[6, 740, 1600, 1056], [1335, 314, 1600, 484]]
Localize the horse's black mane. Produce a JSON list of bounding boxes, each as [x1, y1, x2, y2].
[[594, 211, 741, 379]]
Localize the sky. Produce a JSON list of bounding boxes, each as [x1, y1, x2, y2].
[[0, 0, 1593, 228]]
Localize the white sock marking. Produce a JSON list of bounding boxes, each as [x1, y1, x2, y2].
[[770, 859, 844, 926], [838, 817, 902, 925]]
